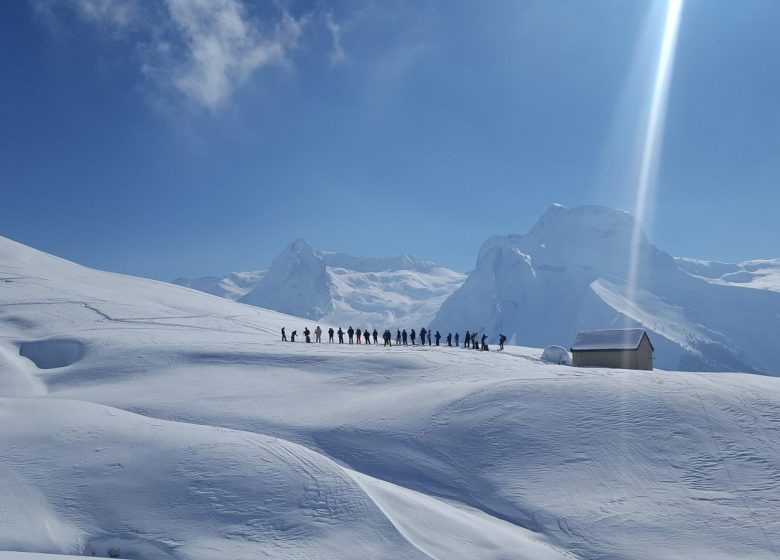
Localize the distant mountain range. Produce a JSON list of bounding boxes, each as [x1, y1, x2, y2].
[[174, 204, 780, 375], [174, 240, 466, 328]]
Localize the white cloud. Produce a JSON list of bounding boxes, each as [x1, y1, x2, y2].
[[158, 0, 306, 111], [35, 0, 310, 111], [324, 12, 345, 66], [73, 0, 139, 29]]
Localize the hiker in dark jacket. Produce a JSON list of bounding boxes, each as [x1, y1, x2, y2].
[[427, 330, 433, 345], [363, 329, 371, 344], [434, 331, 441, 346], [454, 332, 459, 347], [281, 327, 287, 342], [355, 327, 361, 344], [481, 334, 488, 351], [291, 330, 297, 342], [338, 328, 345, 343], [446, 332, 452, 346], [499, 334, 506, 351], [464, 331, 470, 348], [396, 329, 402, 345], [419, 328, 427, 346], [304, 327, 311, 343], [383, 330, 392, 346], [347, 326, 354, 344], [372, 329, 379, 344], [402, 329, 408, 345], [328, 327, 334, 343], [410, 329, 416, 345]]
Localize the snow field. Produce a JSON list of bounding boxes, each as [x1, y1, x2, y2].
[[2, 235, 780, 559]]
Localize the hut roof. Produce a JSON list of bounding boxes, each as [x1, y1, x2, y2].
[[571, 329, 653, 352]]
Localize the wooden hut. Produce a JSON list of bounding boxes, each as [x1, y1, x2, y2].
[[570, 329, 654, 370]]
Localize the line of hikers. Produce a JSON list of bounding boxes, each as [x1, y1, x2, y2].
[[281, 326, 507, 351]]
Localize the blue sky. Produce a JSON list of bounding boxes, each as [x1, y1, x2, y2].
[[1, 0, 779, 279]]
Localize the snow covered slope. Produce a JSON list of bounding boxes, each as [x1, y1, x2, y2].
[[434, 204, 780, 375], [676, 257, 780, 293], [175, 239, 465, 327], [2, 235, 780, 559]]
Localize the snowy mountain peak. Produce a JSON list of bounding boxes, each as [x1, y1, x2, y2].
[[276, 238, 319, 262], [435, 204, 780, 374], [240, 239, 333, 320], [529, 203, 646, 246]]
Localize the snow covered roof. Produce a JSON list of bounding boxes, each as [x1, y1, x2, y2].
[[571, 329, 653, 352]]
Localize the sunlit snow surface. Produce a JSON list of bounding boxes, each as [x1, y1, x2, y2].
[[2, 235, 780, 559]]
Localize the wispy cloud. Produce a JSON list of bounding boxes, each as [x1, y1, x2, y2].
[[34, 0, 323, 111], [72, 0, 139, 28], [155, 0, 306, 110], [324, 12, 345, 66]]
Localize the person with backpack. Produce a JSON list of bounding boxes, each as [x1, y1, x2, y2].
[[427, 330, 433, 346], [304, 328, 311, 343], [290, 330, 297, 342], [419, 328, 427, 347], [446, 332, 452, 346], [372, 329, 379, 345], [347, 326, 354, 344], [328, 327, 334, 343], [402, 329, 408, 345], [355, 327, 361, 344], [410, 329, 417, 345], [363, 329, 370, 344], [464, 331, 470, 348], [454, 332, 459, 347], [481, 334, 488, 351], [396, 329, 402, 345], [338, 327, 345, 343], [281, 327, 287, 342], [314, 326, 322, 343], [434, 331, 441, 346], [383, 330, 391, 347], [499, 334, 506, 351]]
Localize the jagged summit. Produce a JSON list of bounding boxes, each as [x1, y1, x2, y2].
[[240, 239, 333, 320]]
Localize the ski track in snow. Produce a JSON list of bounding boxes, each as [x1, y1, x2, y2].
[[2, 235, 780, 559]]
